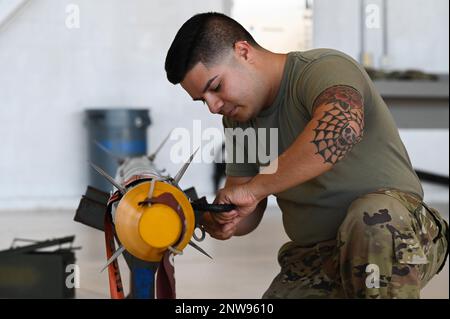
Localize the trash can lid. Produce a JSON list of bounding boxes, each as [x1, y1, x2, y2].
[[85, 108, 151, 128]]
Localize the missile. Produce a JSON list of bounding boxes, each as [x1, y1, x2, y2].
[[76, 139, 235, 299], [89, 150, 199, 263]]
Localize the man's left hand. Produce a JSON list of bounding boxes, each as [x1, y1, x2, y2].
[[212, 183, 259, 226]]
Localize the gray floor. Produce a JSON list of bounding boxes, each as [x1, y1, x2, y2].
[[0, 185, 448, 299]]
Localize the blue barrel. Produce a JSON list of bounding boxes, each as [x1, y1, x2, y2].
[[85, 109, 151, 192]]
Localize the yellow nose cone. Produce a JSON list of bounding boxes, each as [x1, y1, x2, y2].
[[138, 203, 182, 249]]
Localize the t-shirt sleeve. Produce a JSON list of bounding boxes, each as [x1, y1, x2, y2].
[[222, 116, 259, 177], [299, 54, 369, 116]]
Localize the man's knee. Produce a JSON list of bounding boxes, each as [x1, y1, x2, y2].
[[336, 192, 432, 298], [336, 192, 418, 275], [338, 193, 396, 244]]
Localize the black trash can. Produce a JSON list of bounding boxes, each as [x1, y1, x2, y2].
[[85, 108, 151, 192]]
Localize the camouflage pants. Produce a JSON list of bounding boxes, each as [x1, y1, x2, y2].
[[262, 189, 449, 299]]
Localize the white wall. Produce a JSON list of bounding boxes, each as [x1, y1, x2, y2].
[[314, 0, 362, 63], [313, 0, 449, 186], [314, 0, 449, 73], [0, 0, 448, 210], [232, 0, 314, 52], [0, 0, 229, 209]]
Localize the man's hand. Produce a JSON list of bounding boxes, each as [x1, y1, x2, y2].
[[200, 175, 267, 240], [201, 212, 237, 240], [211, 182, 259, 226], [200, 182, 260, 240]]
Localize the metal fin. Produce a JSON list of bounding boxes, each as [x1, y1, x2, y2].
[[100, 245, 126, 273], [148, 130, 173, 162], [173, 148, 199, 185], [88, 161, 126, 194], [188, 240, 212, 259], [93, 140, 125, 164]]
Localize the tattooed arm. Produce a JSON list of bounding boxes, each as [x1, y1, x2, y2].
[[249, 85, 364, 199], [310, 85, 365, 164], [211, 85, 365, 234]]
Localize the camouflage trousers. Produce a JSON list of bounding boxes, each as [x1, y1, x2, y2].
[[262, 189, 449, 299]]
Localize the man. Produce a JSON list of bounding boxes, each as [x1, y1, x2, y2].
[[165, 12, 448, 298]]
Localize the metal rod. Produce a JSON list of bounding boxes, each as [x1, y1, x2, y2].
[[93, 140, 125, 164], [148, 130, 173, 162], [173, 148, 199, 185], [88, 161, 126, 194], [100, 245, 126, 272], [188, 241, 212, 259]]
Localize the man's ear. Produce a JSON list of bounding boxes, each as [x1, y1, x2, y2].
[[233, 40, 253, 62]]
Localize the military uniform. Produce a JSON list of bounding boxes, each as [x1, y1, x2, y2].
[[222, 49, 449, 298], [262, 189, 448, 298]]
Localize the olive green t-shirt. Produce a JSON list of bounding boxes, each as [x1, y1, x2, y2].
[[223, 49, 423, 246]]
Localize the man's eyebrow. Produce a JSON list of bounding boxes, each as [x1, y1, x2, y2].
[[202, 75, 218, 93], [192, 75, 219, 101]]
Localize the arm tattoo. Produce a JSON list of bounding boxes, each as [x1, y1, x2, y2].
[[311, 85, 364, 165]]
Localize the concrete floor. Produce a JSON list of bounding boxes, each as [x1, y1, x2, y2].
[[0, 184, 448, 299]]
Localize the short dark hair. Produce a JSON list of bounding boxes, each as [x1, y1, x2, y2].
[[165, 12, 259, 84]]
